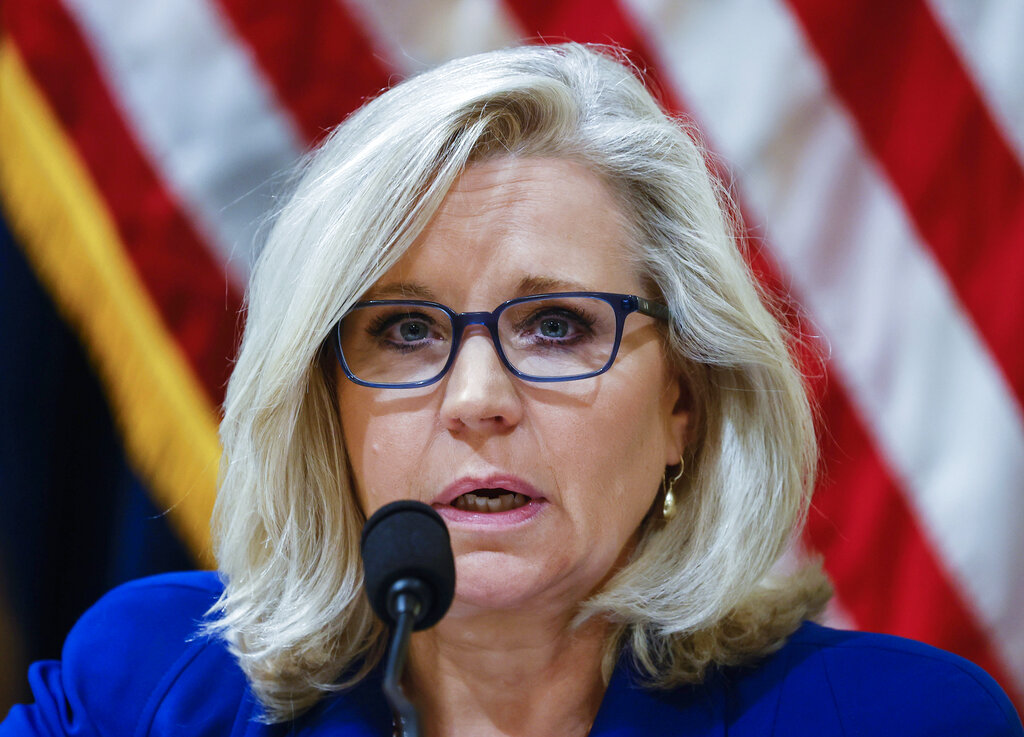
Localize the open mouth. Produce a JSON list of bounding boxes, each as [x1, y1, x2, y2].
[[451, 488, 531, 513]]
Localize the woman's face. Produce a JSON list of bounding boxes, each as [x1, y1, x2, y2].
[[336, 157, 690, 618]]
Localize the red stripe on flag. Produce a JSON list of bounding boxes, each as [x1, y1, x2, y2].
[[502, 0, 682, 113], [213, 0, 396, 146], [785, 0, 1024, 409], [807, 377, 1019, 701], [6, 0, 243, 405], [742, 228, 1008, 686], [747, 234, 1023, 707]]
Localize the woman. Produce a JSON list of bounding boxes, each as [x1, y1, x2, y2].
[[3, 43, 1020, 737]]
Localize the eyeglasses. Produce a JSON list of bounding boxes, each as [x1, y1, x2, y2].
[[333, 291, 670, 388]]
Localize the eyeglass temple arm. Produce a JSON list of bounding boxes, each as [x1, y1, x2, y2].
[[633, 296, 671, 322]]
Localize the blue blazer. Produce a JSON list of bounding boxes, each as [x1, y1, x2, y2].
[[2, 571, 1021, 736]]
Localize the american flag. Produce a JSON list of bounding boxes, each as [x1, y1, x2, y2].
[[1, 0, 1021, 715]]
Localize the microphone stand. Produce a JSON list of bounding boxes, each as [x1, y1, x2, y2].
[[383, 578, 430, 737], [361, 500, 455, 737]]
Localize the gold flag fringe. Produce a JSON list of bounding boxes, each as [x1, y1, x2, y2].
[[0, 39, 218, 567]]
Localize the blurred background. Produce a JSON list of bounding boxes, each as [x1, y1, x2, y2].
[[1, 0, 1022, 717]]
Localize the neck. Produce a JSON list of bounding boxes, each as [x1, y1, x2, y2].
[[405, 606, 613, 737]]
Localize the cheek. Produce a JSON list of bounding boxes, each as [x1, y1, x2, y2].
[[336, 395, 420, 514], [547, 382, 668, 523]]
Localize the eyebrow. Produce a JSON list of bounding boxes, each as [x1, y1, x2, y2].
[[514, 274, 590, 295], [365, 282, 439, 301], [364, 274, 592, 304]]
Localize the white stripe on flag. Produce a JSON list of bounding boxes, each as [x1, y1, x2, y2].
[[926, 0, 1024, 168], [339, 0, 522, 74], [62, 0, 306, 282], [622, 0, 1024, 692]]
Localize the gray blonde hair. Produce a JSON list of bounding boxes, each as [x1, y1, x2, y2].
[[210, 42, 831, 722]]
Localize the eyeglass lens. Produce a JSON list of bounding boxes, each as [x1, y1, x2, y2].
[[339, 296, 619, 385]]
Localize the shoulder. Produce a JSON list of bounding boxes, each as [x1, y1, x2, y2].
[[66, 569, 224, 648], [732, 621, 1023, 735], [5, 571, 257, 737], [65, 571, 253, 735], [62, 570, 227, 676]]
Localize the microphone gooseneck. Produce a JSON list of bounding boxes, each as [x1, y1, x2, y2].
[[361, 500, 456, 737]]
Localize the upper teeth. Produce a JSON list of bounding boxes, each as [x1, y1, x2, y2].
[[453, 491, 529, 512]]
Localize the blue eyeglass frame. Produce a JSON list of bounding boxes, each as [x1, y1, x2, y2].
[[333, 291, 671, 389]]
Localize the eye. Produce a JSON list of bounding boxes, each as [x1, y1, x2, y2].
[[366, 310, 442, 349], [516, 305, 596, 344], [397, 319, 430, 342], [539, 317, 570, 338]]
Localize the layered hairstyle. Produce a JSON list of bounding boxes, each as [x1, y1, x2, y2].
[[209, 42, 831, 721]]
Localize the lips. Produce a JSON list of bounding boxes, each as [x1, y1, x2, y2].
[[433, 475, 546, 525], [452, 490, 530, 512]]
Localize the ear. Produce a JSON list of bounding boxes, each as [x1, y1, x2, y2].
[[663, 370, 694, 466]]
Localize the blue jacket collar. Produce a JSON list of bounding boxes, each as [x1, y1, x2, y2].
[[589, 658, 726, 736]]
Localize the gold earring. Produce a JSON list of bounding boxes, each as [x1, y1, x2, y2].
[[662, 458, 685, 520]]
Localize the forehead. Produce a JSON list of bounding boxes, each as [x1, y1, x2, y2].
[[371, 157, 642, 305]]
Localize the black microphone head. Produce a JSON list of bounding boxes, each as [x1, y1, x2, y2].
[[361, 500, 455, 631]]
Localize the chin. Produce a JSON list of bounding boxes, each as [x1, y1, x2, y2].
[[447, 551, 559, 615], [446, 549, 609, 619]]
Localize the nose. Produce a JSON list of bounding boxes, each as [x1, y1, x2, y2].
[[439, 327, 523, 434]]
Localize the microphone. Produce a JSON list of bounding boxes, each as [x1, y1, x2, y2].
[[361, 500, 456, 737]]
